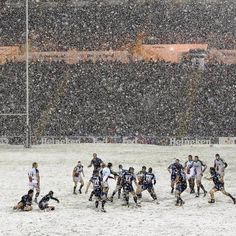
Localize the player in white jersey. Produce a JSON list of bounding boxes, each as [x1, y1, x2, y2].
[[101, 162, 114, 200], [28, 162, 40, 203], [72, 161, 85, 194], [214, 154, 227, 181], [184, 155, 195, 194], [192, 156, 207, 197]]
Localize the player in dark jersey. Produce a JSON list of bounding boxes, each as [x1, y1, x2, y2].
[[120, 167, 140, 207], [88, 153, 103, 171], [175, 170, 187, 206], [110, 164, 126, 202], [168, 159, 183, 193], [85, 170, 106, 212], [13, 189, 34, 211], [205, 167, 235, 204], [137, 167, 159, 204], [38, 191, 59, 211]]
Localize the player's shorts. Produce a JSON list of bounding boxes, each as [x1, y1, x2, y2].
[[39, 201, 48, 210], [195, 174, 202, 182], [141, 184, 153, 191], [171, 173, 176, 181], [216, 171, 225, 179], [73, 176, 83, 183], [29, 182, 40, 192], [123, 184, 134, 193], [186, 168, 195, 179], [214, 183, 224, 191], [94, 188, 102, 198], [176, 182, 187, 193]]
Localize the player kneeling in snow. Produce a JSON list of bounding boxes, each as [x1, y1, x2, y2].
[[175, 170, 187, 206], [38, 191, 59, 211], [205, 167, 235, 204], [13, 189, 34, 211]]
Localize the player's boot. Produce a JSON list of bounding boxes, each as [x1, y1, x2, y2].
[[208, 199, 215, 204], [73, 186, 77, 195], [171, 187, 174, 194], [195, 192, 199, 198], [203, 191, 207, 197], [233, 198, 236, 204], [101, 208, 106, 212], [109, 196, 113, 202]]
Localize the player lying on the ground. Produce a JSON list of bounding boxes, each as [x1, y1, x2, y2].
[[120, 167, 140, 207], [136, 167, 159, 204], [168, 159, 183, 194], [85, 170, 106, 212], [175, 169, 187, 206], [205, 167, 235, 204], [13, 189, 34, 211], [28, 162, 40, 203], [184, 155, 195, 194], [38, 191, 60, 211], [72, 161, 85, 194]]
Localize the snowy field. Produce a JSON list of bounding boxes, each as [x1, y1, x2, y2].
[[0, 144, 236, 236]]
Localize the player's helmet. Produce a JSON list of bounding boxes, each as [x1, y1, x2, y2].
[[142, 166, 147, 170], [107, 162, 113, 168], [49, 191, 54, 196], [148, 167, 152, 173], [118, 164, 123, 169], [129, 167, 134, 173], [210, 167, 216, 175]]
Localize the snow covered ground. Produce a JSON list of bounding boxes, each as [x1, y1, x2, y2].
[[0, 144, 236, 236]]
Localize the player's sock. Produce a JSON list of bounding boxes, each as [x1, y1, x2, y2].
[[89, 191, 94, 201], [133, 196, 138, 204], [196, 187, 200, 197], [228, 194, 236, 204], [112, 191, 116, 197], [171, 187, 174, 194], [200, 184, 207, 196], [95, 201, 99, 208], [79, 184, 84, 194], [151, 193, 157, 200], [73, 186, 77, 194], [102, 200, 106, 208], [118, 189, 121, 199]]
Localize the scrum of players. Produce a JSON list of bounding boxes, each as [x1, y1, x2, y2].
[[13, 153, 235, 212]]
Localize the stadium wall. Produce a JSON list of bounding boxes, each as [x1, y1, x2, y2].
[[1, 136, 236, 146]]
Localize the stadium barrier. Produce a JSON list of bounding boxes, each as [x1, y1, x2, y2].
[[1, 136, 233, 146]]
